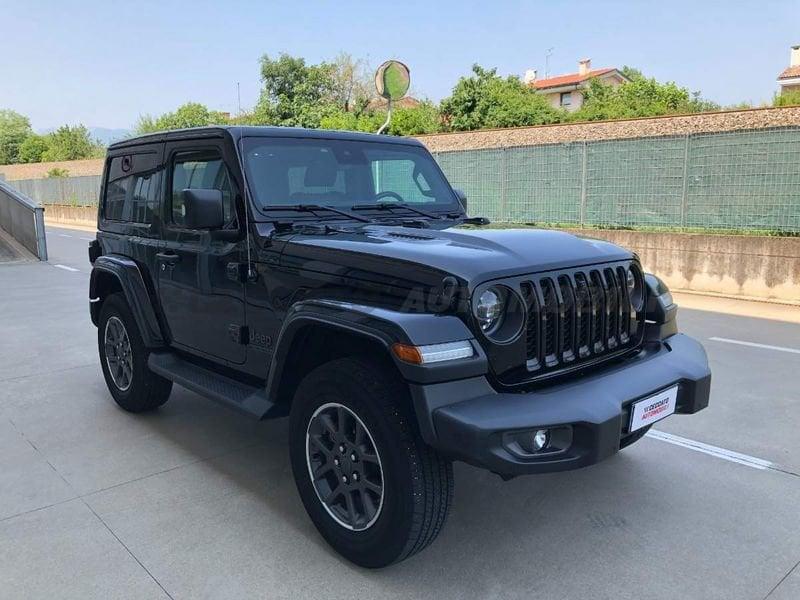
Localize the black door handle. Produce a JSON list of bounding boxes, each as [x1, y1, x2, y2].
[[156, 252, 181, 265]]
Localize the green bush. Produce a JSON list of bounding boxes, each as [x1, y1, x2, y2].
[[774, 89, 800, 107]]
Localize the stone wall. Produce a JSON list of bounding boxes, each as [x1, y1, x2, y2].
[[417, 106, 800, 152], [0, 158, 104, 181]]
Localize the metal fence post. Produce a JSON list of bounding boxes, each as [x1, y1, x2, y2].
[[34, 206, 48, 261], [500, 147, 508, 222], [579, 141, 588, 228], [680, 133, 690, 229]]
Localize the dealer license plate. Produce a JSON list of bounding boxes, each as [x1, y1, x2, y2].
[[629, 385, 678, 432]]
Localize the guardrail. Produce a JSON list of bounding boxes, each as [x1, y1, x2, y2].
[[0, 178, 48, 261]]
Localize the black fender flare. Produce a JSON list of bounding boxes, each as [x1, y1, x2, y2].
[[89, 254, 165, 347], [264, 299, 488, 435]]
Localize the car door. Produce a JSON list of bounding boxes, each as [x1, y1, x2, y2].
[[157, 141, 247, 365]]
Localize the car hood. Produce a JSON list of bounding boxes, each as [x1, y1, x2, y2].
[[279, 224, 634, 284]]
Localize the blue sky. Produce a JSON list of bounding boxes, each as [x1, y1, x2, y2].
[[2, 0, 798, 130]]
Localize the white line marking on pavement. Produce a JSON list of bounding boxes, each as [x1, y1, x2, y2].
[[58, 233, 72, 238], [646, 430, 774, 471], [709, 337, 800, 355], [80, 237, 94, 241], [53, 264, 79, 272]]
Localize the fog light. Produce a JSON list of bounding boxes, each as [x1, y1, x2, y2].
[[532, 429, 549, 451]]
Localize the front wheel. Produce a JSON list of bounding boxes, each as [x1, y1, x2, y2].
[[289, 357, 453, 568]]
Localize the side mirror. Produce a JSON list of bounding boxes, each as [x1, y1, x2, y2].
[[453, 188, 468, 214], [183, 188, 224, 229]]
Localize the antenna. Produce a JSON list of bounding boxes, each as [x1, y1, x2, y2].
[[237, 82, 242, 117], [235, 127, 254, 281], [545, 47, 554, 79]]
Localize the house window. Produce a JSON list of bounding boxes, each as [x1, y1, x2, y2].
[[560, 92, 572, 107]]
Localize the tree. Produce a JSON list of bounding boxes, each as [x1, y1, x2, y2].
[[620, 65, 645, 82], [572, 68, 721, 121], [41, 125, 103, 161], [254, 53, 337, 127], [319, 110, 383, 133], [135, 102, 229, 134], [18, 134, 49, 163], [0, 109, 33, 164], [572, 76, 696, 121], [440, 65, 562, 131], [774, 89, 800, 107], [329, 52, 371, 113], [387, 102, 441, 135]]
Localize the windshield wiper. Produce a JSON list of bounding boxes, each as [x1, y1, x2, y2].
[[454, 215, 491, 226], [262, 204, 373, 223], [351, 202, 444, 220]]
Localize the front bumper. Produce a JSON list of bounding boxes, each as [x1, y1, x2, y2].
[[410, 333, 711, 476]]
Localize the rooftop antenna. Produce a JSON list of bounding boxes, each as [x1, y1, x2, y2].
[[237, 82, 242, 117], [545, 47, 554, 79]]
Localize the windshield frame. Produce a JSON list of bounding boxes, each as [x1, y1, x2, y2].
[[240, 135, 462, 221]]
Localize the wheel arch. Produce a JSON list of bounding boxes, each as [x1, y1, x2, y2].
[[265, 299, 479, 413], [90, 254, 165, 347]]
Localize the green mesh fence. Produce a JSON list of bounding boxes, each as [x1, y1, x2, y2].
[[433, 126, 800, 232]]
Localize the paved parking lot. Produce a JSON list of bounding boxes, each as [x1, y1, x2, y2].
[[1, 225, 799, 600]]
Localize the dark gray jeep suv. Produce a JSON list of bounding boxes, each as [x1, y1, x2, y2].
[[88, 126, 711, 567]]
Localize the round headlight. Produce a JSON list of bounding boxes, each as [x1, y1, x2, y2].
[[472, 285, 525, 343], [475, 288, 505, 333], [627, 266, 644, 311]]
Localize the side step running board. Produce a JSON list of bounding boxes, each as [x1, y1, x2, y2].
[[148, 352, 280, 419]]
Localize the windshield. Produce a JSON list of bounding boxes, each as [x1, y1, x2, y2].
[[242, 137, 458, 212]]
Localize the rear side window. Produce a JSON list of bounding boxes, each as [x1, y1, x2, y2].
[[104, 153, 162, 224], [170, 150, 235, 227]]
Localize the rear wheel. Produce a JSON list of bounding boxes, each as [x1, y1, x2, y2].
[[290, 357, 453, 568], [98, 293, 172, 412]]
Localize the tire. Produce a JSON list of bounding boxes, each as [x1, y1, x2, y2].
[[98, 293, 172, 412], [290, 356, 454, 568], [619, 424, 651, 450]]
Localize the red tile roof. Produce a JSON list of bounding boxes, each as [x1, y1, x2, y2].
[[779, 66, 800, 80], [532, 68, 619, 90]]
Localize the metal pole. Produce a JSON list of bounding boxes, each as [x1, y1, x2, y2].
[[377, 98, 393, 135], [580, 141, 588, 228], [680, 134, 690, 229], [34, 206, 47, 261], [500, 147, 508, 222]]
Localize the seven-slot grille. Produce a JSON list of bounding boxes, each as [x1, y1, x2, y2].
[[520, 264, 643, 375]]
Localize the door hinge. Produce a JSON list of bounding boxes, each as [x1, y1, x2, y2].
[[228, 324, 249, 345]]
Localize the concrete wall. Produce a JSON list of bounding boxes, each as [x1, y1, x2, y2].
[[44, 205, 798, 303], [417, 106, 800, 152], [567, 229, 800, 304], [45, 205, 97, 228]]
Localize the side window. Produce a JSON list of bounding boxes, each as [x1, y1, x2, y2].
[[104, 155, 161, 223], [170, 150, 235, 227]]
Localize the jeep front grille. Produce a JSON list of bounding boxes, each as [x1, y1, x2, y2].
[[520, 264, 644, 377]]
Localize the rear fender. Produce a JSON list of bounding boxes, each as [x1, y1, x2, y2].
[[90, 254, 164, 347]]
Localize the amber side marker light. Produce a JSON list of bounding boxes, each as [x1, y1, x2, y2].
[[391, 341, 474, 365]]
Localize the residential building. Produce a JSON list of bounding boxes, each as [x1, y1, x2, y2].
[[524, 59, 629, 112], [777, 45, 800, 95]]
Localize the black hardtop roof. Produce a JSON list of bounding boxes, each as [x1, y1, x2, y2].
[[108, 125, 425, 151]]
